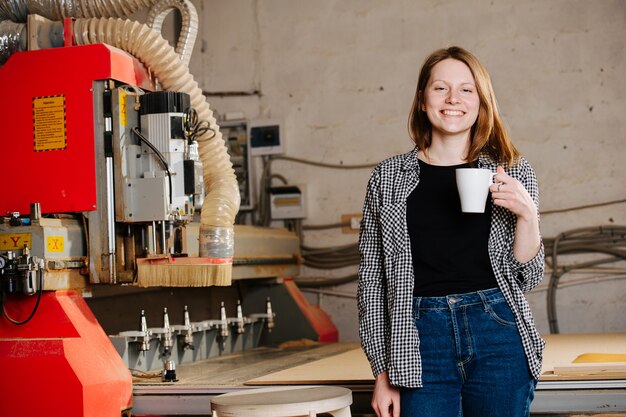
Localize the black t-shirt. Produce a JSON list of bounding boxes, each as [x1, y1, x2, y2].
[[407, 159, 497, 296]]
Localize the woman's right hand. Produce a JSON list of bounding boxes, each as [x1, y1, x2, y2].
[[372, 371, 400, 417]]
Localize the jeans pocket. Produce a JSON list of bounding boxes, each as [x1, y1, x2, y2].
[[486, 299, 517, 327]]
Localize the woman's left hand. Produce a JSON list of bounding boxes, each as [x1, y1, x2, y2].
[[490, 165, 537, 221]]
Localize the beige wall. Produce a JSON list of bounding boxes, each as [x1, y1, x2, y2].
[[188, 0, 626, 340]]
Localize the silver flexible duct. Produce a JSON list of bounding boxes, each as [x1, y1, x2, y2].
[[0, 0, 198, 97], [73, 17, 240, 260], [0, 0, 27, 21], [0, 19, 25, 64], [146, 0, 196, 67], [0, 0, 158, 21]]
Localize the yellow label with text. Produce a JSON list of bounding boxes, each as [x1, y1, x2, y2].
[[33, 95, 66, 151], [46, 236, 64, 252], [0, 233, 32, 250]]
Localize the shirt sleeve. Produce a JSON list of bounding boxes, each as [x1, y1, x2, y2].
[[357, 166, 389, 377], [508, 159, 545, 292]]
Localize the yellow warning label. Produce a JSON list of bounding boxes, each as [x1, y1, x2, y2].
[[46, 236, 64, 253], [33, 95, 66, 151], [120, 91, 127, 126], [0, 233, 32, 251]]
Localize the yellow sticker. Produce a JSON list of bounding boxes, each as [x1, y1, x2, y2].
[[46, 236, 65, 253], [120, 91, 127, 127], [0, 233, 32, 251], [274, 197, 301, 206], [33, 95, 66, 152]]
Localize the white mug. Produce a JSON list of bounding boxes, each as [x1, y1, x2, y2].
[[455, 168, 496, 213]]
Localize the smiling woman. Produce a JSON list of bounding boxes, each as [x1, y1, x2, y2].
[[358, 46, 544, 417], [409, 46, 520, 168]]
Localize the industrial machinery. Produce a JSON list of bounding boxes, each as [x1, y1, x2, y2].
[[0, 40, 223, 417], [0, 2, 246, 416]]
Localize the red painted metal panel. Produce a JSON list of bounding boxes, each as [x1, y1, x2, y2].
[[0, 44, 153, 216], [0, 292, 133, 416]]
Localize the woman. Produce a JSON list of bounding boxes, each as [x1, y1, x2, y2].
[[357, 46, 545, 417]]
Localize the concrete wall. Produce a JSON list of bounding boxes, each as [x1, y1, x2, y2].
[[187, 0, 626, 340]]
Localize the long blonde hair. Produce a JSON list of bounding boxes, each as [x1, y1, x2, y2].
[[408, 46, 520, 166]]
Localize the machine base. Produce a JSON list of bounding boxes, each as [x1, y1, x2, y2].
[[0, 292, 132, 416], [243, 278, 339, 344]]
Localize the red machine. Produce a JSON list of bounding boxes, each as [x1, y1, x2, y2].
[[0, 44, 153, 215], [0, 44, 154, 417], [0, 292, 133, 415]]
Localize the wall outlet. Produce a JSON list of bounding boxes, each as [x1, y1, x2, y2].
[[341, 213, 362, 234]]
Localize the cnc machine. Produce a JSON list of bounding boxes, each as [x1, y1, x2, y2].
[[0, 7, 243, 416]]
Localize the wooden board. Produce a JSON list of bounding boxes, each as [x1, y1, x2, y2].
[[541, 333, 626, 380], [553, 362, 626, 376], [244, 333, 626, 385], [245, 347, 372, 385]]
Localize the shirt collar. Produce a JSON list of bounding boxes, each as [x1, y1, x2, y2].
[[401, 147, 420, 171]]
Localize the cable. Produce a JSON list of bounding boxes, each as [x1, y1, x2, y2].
[[294, 273, 359, 288], [545, 225, 626, 334], [541, 198, 626, 215], [270, 174, 288, 185], [184, 107, 215, 141], [532, 273, 626, 292], [272, 155, 377, 169], [131, 127, 173, 205]]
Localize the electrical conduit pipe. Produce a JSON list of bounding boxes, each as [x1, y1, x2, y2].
[[72, 17, 240, 263]]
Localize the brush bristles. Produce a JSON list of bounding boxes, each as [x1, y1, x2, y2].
[[136, 263, 232, 287]]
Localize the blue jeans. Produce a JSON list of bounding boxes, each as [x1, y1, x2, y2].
[[400, 288, 536, 417]]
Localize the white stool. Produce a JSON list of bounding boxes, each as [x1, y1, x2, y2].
[[210, 385, 352, 417]]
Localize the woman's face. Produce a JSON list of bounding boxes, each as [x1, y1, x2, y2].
[[422, 58, 480, 142]]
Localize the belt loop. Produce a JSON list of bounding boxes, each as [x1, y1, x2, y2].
[[477, 290, 489, 312], [413, 297, 421, 320]]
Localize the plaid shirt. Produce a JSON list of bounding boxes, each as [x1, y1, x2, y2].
[[357, 147, 545, 387]]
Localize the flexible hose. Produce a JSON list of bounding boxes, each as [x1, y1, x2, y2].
[[0, 0, 28, 21], [73, 17, 239, 260], [0, 19, 25, 64], [0, 0, 158, 21], [146, 0, 197, 68], [0, 0, 196, 68]]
